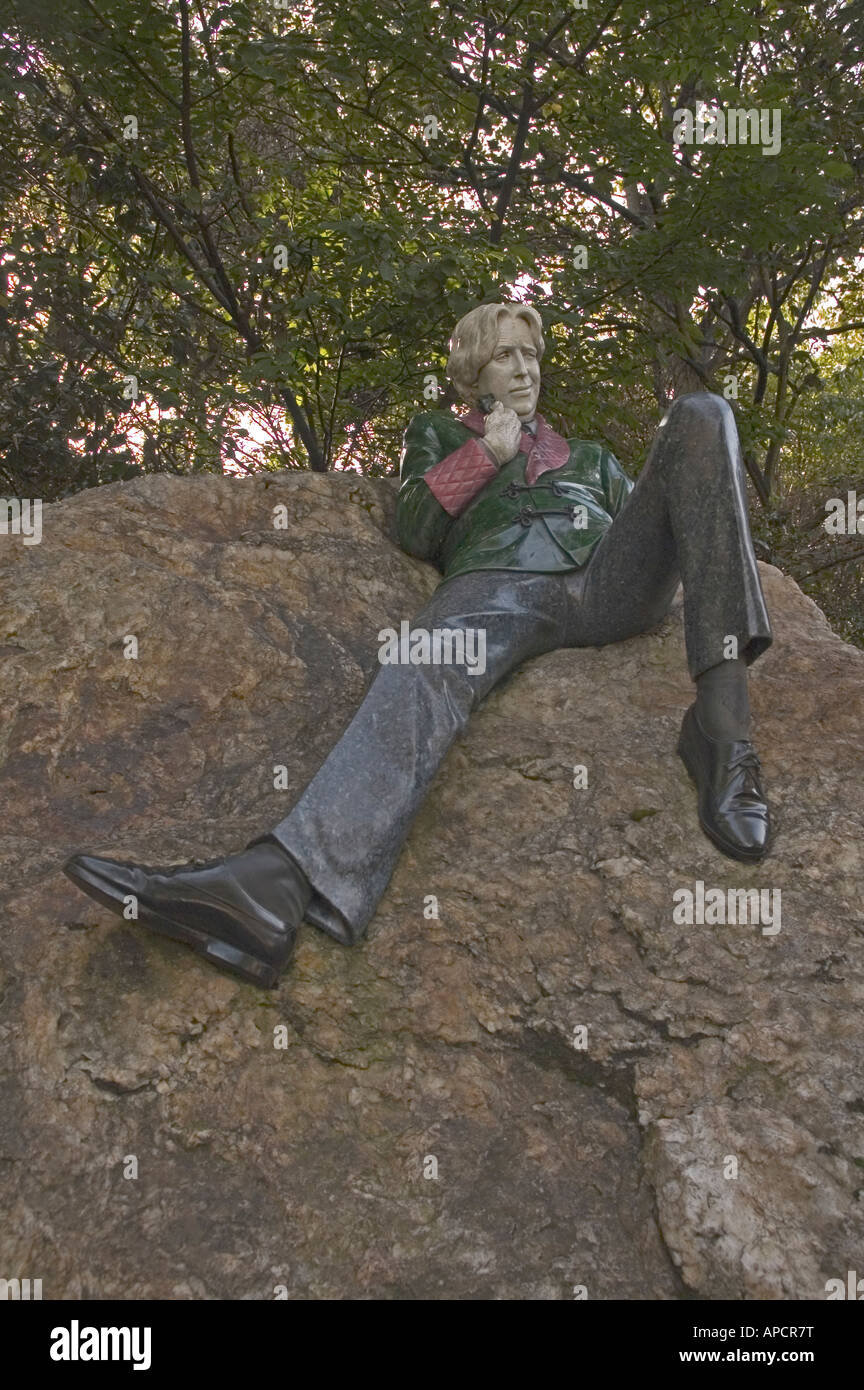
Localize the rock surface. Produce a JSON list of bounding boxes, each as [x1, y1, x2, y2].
[[0, 470, 862, 1300]]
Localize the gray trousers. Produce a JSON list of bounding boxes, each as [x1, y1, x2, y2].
[[254, 393, 772, 944]]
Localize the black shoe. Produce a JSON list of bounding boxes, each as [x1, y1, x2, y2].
[[62, 840, 312, 987], [677, 703, 771, 863]]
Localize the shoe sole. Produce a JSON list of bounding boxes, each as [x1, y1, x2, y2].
[[676, 734, 770, 865], [63, 859, 282, 989]]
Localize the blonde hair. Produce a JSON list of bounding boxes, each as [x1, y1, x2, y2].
[[446, 302, 545, 405]]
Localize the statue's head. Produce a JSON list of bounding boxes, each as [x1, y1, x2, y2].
[[446, 302, 544, 420]]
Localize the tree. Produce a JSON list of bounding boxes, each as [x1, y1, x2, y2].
[[1, 0, 863, 522]]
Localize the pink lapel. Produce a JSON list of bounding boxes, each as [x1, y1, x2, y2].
[[524, 414, 571, 484], [458, 409, 570, 484], [460, 407, 488, 436]]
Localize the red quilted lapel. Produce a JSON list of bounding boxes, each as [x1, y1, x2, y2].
[[460, 407, 488, 436], [458, 409, 570, 484], [524, 414, 571, 484]]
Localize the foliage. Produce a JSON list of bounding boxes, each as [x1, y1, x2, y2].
[[1, 0, 863, 637]]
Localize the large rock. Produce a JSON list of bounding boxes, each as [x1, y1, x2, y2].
[[0, 470, 862, 1300]]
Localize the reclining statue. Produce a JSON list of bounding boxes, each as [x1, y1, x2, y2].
[[64, 301, 773, 987]]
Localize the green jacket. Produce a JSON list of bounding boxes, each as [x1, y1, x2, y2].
[[395, 407, 633, 581]]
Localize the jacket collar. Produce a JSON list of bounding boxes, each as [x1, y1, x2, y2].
[[459, 407, 570, 485]]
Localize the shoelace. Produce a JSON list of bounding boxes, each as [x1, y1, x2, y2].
[[727, 746, 762, 775], [134, 855, 224, 874], [725, 746, 764, 801]]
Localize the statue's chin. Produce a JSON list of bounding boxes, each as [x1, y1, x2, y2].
[[466, 391, 538, 419], [509, 390, 539, 418]]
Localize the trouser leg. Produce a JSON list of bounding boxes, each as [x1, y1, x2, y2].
[[257, 569, 569, 943], [568, 392, 772, 677]]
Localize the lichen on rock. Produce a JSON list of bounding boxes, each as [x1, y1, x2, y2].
[[0, 470, 862, 1299]]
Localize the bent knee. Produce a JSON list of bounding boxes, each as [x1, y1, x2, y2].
[[666, 390, 734, 425]]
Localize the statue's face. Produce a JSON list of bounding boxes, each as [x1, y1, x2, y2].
[[475, 317, 541, 420]]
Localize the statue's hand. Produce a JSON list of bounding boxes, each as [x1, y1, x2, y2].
[[482, 401, 522, 465]]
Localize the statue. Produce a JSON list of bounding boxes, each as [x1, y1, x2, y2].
[[64, 302, 773, 988]]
